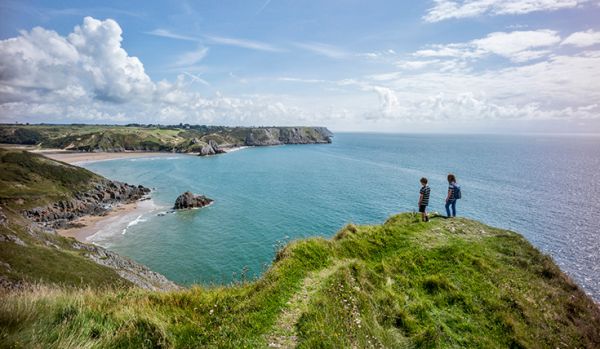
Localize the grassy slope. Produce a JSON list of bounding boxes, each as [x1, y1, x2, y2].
[[0, 148, 101, 209], [0, 148, 131, 289], [1, 214, 599, 348]]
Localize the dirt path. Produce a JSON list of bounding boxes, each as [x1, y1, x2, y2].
[[266, 259, 354, 348]]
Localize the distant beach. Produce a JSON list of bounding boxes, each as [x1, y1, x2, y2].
[[33, 147, 249, 164], [36, 150, 177, 165]]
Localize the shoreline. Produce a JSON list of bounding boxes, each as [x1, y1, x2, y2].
[[57, 198, 161, 243], [37, 150, 182, 165], [30, 147, 250, 165]]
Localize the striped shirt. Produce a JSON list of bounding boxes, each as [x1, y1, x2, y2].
[[419, 185, 430, 206], [448, 183, 457, 200]]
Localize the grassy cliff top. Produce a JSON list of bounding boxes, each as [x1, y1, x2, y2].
[[0, 148, 102, 210], [2, 213, 599, 348], [0, 124, 333, 152]]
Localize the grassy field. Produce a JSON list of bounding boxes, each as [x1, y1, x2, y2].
[[2, 213, 599, 348]]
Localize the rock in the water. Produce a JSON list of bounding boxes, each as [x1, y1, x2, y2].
[[174, 191, 213, 209]]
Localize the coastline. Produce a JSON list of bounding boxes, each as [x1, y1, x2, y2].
[[57, 198, 160, 243], [22, 145, 250, 245]]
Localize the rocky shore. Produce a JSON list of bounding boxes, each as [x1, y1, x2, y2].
[[24, 180, 150, 229], [71, 241, 179, 291]]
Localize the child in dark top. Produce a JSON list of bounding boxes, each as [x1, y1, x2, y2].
[[418, 177, 430, 222], [445, 173, 458, 218]]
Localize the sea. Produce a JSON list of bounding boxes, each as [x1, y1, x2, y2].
[[82, 133, 600, 300]]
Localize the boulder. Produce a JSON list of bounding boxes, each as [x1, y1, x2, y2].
[[173, 191, 213, 209]]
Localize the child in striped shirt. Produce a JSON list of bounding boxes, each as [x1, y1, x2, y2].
[[419, 177, 430, 222]]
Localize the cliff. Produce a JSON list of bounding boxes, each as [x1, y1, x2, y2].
[[1, 210, 599, 347], [0, 124, 333, 154], [0, 148, 177, 291]]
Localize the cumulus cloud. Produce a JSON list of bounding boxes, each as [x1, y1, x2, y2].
[[562, 30, 600, 47], [424, 0, 592, 22], [0, 17, 312, 125]]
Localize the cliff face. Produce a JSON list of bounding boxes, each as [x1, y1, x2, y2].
[[25, 180, 150, 229], [243, 127, 333, 146], [0, 148, 178, 291]]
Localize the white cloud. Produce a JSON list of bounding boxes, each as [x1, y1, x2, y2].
[[359, 50, 600, 122], [146, 29, 283, 52], [204, 35, 283, 52], [2, 17, 599, 132], [562, 30, 600, 47], [173, 46, 209, 67], [0, 17, 317, 126], [294, 42, 351, 59], [415, 30, 560, 62], [146, 28, 198, 41], [424, 0, 591, 22]]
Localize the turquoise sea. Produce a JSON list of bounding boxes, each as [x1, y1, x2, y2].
[[83, 133, 600, 300]]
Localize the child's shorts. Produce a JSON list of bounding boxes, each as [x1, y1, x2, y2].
[[419, 205, 427, 213]]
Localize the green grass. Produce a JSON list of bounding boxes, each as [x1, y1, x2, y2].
[[0, 149, 132, 291], [0, 148, 101, 209], [2, 213, 599, 348]]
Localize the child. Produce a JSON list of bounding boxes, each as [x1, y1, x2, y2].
[[445, 173, 459, 218], [418, 177, 430, 222]]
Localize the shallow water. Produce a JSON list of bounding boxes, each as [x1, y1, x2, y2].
[[83, 133, 600, 300]]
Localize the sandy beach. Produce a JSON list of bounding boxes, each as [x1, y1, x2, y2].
[[37, 150, 178, 165], [57, 198, 161, 243], [33, 147, 249, 164]]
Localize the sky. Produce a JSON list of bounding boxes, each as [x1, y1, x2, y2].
[[1, 0, 600, 133]]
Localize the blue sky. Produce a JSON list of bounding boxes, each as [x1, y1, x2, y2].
[[1, 0, 600, 133]]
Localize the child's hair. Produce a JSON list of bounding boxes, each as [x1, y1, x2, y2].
[[420, 177, 428, 184], [447, 173, 456, 183]]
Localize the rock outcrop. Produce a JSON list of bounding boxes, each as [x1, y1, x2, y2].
[[174, 192, 213, 209], [24, 180, 150, 229], [199, 139, 226, 156]]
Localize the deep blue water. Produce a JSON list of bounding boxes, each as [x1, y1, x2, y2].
[[83, 133, 600, 300]]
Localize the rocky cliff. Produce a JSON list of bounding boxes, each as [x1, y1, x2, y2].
[[25, 180, 150, 229], [0, 148, 178, 291], [243, 126, 333, 146]]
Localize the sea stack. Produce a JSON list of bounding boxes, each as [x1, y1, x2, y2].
[[173, 191, 213, 209], [199, 140, 226, 156]]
